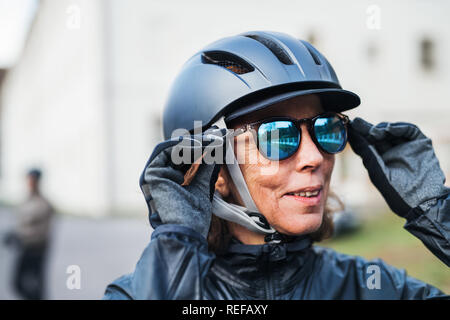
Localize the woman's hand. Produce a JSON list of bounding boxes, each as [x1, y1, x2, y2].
[[348, 117, 449, 217], [140, 128, 227, 238]]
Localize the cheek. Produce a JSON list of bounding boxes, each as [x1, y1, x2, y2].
[[240, 158, 290, 221], [322, 155, 335, 190], [245, 165, 283, 194], [238, 151, 285, 213]]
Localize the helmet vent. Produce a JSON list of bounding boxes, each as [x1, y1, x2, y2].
[[302, 42, 322, 65], [201, 51, 254, 75], [245, 34, 293, 65]]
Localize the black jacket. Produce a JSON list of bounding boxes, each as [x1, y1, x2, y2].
[[103, 194, 450, 300]]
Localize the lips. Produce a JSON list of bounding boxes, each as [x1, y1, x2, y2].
[[286, 190, 320, 197], [283, 185, 323, 206], [285, 185, 323, 196]]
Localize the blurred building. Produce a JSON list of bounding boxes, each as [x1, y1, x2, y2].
[[0, 0, 449, 217]]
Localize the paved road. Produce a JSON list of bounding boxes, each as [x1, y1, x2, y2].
[[0, 207, 151, 299]]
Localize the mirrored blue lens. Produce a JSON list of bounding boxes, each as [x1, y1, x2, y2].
[[258, 121, 299, 160], [313, 115, 347, 153]]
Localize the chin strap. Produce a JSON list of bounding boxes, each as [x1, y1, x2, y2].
[[212, 192, 275, 234]]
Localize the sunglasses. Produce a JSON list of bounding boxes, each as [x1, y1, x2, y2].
[[235, 112, 349, 161]]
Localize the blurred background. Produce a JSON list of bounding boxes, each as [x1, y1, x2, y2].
[[0, 0, 449, 299]]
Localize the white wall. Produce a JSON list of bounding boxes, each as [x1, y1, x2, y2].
[[1, 0, 449, 217]]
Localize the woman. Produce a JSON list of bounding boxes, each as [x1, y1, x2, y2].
[[104, 31, 450, 299]]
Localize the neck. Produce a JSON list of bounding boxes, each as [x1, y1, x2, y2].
[[227, 221, 266, 245]]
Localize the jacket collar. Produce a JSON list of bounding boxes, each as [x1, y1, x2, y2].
[[225, 234, 313, 262], [210, 234, 314, 294]]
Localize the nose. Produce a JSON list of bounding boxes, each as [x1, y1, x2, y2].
[[293, 125, 324, 172]]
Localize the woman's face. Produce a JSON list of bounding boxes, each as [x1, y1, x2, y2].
[[227, 94, 335, 236]]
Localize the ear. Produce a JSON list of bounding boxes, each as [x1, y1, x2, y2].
[[215, 166, 231, 198]]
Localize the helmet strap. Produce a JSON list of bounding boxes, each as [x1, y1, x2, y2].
[[212, 192, 275, 234], [224, 139, 260, 212], [210, 118, 276, 236]]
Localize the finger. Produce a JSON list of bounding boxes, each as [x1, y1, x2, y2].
[[148, 138, 183, 164], [358, 120, 426, 143], [362, 124, 417, 154], [349, 117, 374, 136], [146, 164, 185, 185], [148, 148, 172, 169], [146, 147, 185, 184], [347, 124, 371, 157], [377, 122, 426, 141]]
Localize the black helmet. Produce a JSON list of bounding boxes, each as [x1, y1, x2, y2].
[[162, 30, 360, 139]]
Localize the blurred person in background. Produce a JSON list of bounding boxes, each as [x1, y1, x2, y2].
[[104, 31, 450, 300], [4, 168, 54, 299]]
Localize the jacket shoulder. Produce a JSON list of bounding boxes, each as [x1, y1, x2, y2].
[[310, 246, 447, 299], [103, 274, 134, 300], [313, 246, 399, 273]]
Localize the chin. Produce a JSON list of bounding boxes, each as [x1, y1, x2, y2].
[[276, 211, 324, 236]]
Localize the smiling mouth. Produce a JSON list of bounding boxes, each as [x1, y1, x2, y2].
[[284, 185, 323, 197], [283, 186, 323, 206], [285, 190, 320, 197]]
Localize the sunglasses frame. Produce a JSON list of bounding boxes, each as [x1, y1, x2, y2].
[[234, 112, 350, 160]]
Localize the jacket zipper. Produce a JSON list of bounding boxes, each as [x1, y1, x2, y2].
[[265, 261, 274, 300]]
